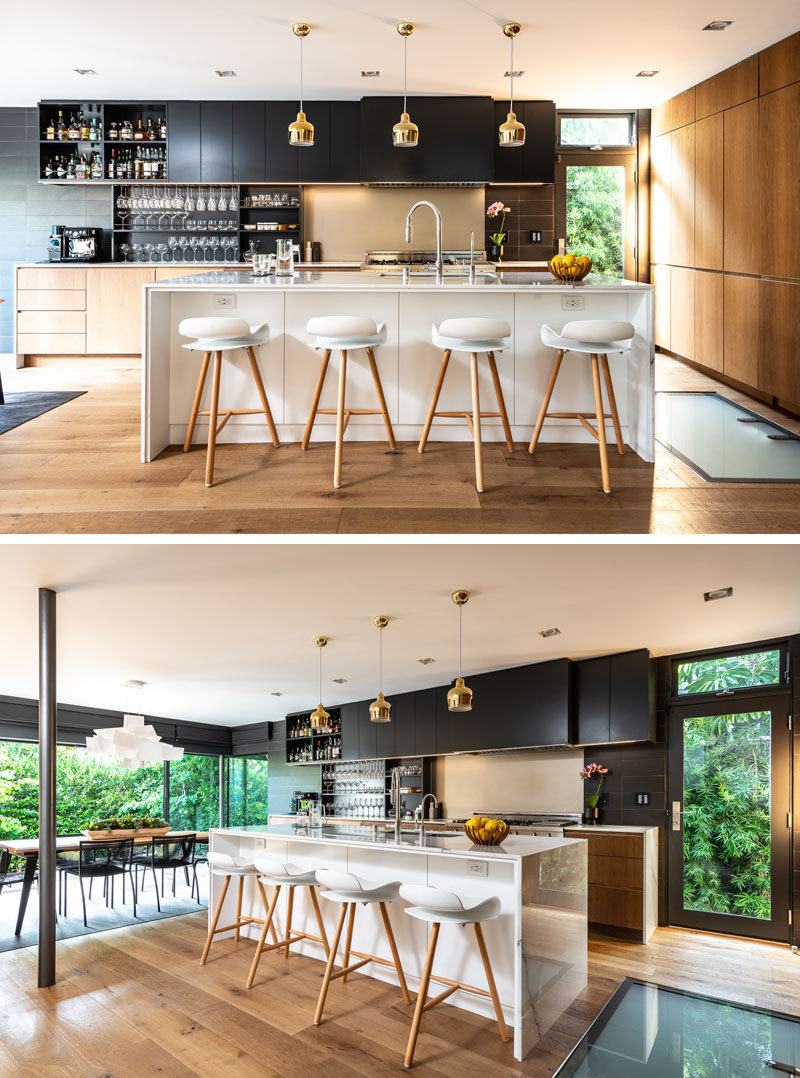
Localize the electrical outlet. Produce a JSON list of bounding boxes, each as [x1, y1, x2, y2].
[[634, 792, 650, 806], [214, 294, 236, 308], [529, 230, 542, 243], [561, 295, 585, 311], [468, 861, 488, 877], [255, 838, 265, 849]]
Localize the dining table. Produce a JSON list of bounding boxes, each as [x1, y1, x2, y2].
[[0, 831, 209, 936]]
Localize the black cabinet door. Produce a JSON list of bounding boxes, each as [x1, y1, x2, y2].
[[357, 700, 377, 760], [265, 101, 300, 182], [296, 101, 330, 182], [167, 102, 201, 181], [414, 689, 437, 756], [392, 691, 416, 758], [492, 100, 524, 184], [374, 692, 396, 759], [201, 101, 233, 181], [330, 101, 360, 182], [341, 702, 359, 761], [233, 101, 265, 182], [464, 659, 571, 750], [492, 100, 555, 184], [435, 683, 485, 754], [610, 649, 654, 742], [573, 657, 611, 745]]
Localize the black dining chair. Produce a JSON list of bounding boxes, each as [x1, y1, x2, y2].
[[0, 848, 36, 904], [63, 839, 137, 926], [139, 834, 197, 911]]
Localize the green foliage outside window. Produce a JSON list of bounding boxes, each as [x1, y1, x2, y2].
[[565, 165, 624, 277], [676, 650, 781, 695], [560, 116, 632, 147], [168, 753, 221, 830], [682, 711, 771, 920], [228, 756, 269, 828]]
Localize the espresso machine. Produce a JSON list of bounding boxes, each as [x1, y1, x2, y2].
[[47, 226, 103, 262]]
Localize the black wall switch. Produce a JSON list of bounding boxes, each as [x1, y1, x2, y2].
[[634, 792, 650, 806], [529, 230, 542, 243]]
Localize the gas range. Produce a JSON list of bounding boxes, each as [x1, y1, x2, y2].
[[455, 811, 583, 837], [361, 249, 493, 273]]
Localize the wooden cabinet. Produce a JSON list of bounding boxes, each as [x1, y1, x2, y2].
[[492, 100, 556, 184], [694, 271, 723, 373], [723, 275, 759, 386], [567, 827, 658, 942], [669, 266, 695, 360], [16, 267, 87, 356], [651, 87, 695, 137], [167, 102, 201, 181], [17, 268, 85, 290], [650, 132, 671, 265], [693, 113, 723, 270], [669, 123, 694, 267], [758, 30, 800, 96], [759, 83, 800, 280], [652, 265, 671, 350], [573, 650, 654, 745], [759, 279, 800, 408], [723, 99, 759, 274], [86, 268, 155, 353], [695, 56, 758, 119]]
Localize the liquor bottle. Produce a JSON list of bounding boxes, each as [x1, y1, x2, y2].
[[68, 113, 80, 140], [90, 153, 103, 179], [133, 116, 145, 141], [66, 155, 76, 179], [158, 115, 167, 139], [120, 119, 133, 141], [75, 153, 87, 181], [80, 112, 90, 141], [146, 118, 155, 141], [43, 159, 54, 178], [107, 148, 115, 179], [45, 117, 55, 140], [89, 116, 101, 141], [108, 118, 119, 140], [56, 157, 67, 178], [134, 153, 143, 180]]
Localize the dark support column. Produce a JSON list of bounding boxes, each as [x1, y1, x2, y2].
[[38, 587, 57, 989], [163, 761, 170, 822]]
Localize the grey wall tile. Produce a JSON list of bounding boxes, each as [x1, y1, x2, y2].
[[0, 335, 14, 353]]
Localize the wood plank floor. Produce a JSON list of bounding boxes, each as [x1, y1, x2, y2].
[[2, 355, 800, 533], [0, 912, 797, 1077]]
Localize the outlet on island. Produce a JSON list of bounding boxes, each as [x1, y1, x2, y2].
[[468, 861, 489, 877], [561, 295, 585, 311], [215, 294, 236, 308]]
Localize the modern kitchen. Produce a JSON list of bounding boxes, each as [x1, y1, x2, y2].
[[1, 7, 799, 533]]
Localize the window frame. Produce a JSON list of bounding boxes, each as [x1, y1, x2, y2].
[[667, 637, 790, 705], [557, 109, 637, 151]]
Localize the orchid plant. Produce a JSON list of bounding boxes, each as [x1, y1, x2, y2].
[[580, 761, 609, 810], [486, 200, 511, 247]]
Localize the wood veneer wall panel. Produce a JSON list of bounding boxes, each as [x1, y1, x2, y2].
[[694, 113, 723, 270], [759, 83, 800, 279], [723, 99, 760, 274], [694, 271, 723, 373], [759, 30, 800, 95], [650, 132, 672, 265], [653, 265, 671, 350], [670, 267, 695, 360], [695, 56, 759, 119], [651, 87, 695, 137], [669, 124, 695, 267], [759, 279, 800, 405], [723, 275, 759, 386]]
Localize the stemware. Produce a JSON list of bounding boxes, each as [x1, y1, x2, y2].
[[167, 237, 178, 262], [131, 243, 143, 262], [198, 236, 209, 261], [183, 191, 195, 212], [196, 190, 207, 212], [143, 243, 156, 263], [218, 189, 228, 212], [209, 236, 220, 262], [119, 243, 130, 262], [156, 242, 169, 262], [177, 237, 189, 262], [189, 236, 200, 262], [207, 188, 217, 212]]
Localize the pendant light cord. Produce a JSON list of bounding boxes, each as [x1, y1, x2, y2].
[[403, 34, 408, 114], [379, 626, 383, 692], [318, 643, 322, 706], [509, 35, 514, 113], [299, 35, 305, 113], [458, 604, 463, 679]]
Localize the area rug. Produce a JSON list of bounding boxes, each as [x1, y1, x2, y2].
[[0, 390, 86, 435]]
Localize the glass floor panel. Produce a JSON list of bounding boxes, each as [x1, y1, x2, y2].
[[555, 978, 800, 1077], [656, 392, 800, 482]]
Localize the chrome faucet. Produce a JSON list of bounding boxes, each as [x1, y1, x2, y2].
[[390, 766, 403, 842], [405, 200, 443, 281], [420, 793, 439, 820]]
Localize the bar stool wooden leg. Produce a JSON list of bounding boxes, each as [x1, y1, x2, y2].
[[600, 353, 625, 455], [314, 901, 349, 1026], [283, 885, 295, 959], [341, 902, 356, 983], [487, 352, 514, 452], [245, 883, 282, 989], [308, 885, 330, 958], [200, 874, 231, 964], [205, 350, 223, 488], [529, 348, 564, 454], [366, 347, 397, 449], [403, 922, 440, 1069], [245, 346, 280, 448], [302, 349, 330, 450], [234, 876, 244, 942], [378, 901, 411, 1003], [469, 352, 485, 493], [333, 349, 348, 489], [184, 351, 211, 452], [255, 879, 280, 947], [473, 922, 509, 1042], [590, 353, 611, 494], [418, 350, 451, 453]]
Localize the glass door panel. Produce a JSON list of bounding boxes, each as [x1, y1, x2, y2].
[[555, 153, 636, 279]]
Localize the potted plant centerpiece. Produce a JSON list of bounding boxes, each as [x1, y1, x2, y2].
[[486, 200, 511, 260], [580, 762, 609, 824], [83, 814, 170, 840]]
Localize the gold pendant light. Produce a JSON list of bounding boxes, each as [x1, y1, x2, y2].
[[499, 23, 525, 147], [309, 635, 330, 730], [447, 590, 473, 712], [289, 23, 315, 147], [369, 615, 392, 723], [393, 23, 419, 148]]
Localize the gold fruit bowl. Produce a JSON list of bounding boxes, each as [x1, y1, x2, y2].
[[548, 256, 592, 283], [464, 820, 509, 846]]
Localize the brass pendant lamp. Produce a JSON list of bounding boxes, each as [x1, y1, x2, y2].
[[498, 23, 525, 147], [447, 590, 473, 712], [289, 23, 314, 147], [369, 615, 392, 723], [392, 22, 419, 147], [309, 635, 330, 730]]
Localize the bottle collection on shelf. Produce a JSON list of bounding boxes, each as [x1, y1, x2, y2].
[[42, 147, 165, 181], [288, 738, 342, 763], [44, 111, 166, 143], [288, 716, 342, 739]]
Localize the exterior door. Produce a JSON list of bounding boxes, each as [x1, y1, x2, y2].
[[667, 696, 792, 942], [555, 153, 637, 280]]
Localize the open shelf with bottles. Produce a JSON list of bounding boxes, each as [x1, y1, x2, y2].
[[38, 101, 168, 183], [286, 707, 343, 764]]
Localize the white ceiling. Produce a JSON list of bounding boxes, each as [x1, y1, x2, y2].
[[3, 1, 797, 109], [0, 542, 797, 727]]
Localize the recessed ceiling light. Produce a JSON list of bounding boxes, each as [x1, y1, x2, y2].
[[270, 691, 283, 696], [504, 70, 524, 77], [361, 70, 381, 77], [538, 627, 561, 638], [73, 68, 96, 76], [332, 677, 348, 684], [703, 586, 733, 602], [702, 20, 734, 30], [636, 70, 660, 77], [417, 657, 436, 665], [215, 70, 237, 77]]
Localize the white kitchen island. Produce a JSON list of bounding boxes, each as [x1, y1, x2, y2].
[[142, 270, 654, 464], [207, 823, 587, 1063]]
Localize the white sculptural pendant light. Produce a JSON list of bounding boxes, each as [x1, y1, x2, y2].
[[85, 681, 184, 769]]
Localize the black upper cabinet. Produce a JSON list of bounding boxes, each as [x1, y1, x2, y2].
[[492, 100, 556, 184], [330, 101, 361, 183], [359, 96, 494, 183], [573, 658, 611, 745], [200, 102, 233, 182], [265, 101, 300, 181], [357, 699, 377, 760], [341, 702, 359, 761], [298, 101, 330, 183], [374, 692, 396, 759], [414, 689, 438, 756], [573, 650, 654, 745], [233, 102, 265, 182], [392, 691, 416, 758], [167, 102, 201, 181]]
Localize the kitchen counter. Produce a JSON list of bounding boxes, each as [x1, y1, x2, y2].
[[210, 824, 587, 1061], [142, 269, 654, 463], [565, 824, 659, 834], [14, 261, 360, 270]]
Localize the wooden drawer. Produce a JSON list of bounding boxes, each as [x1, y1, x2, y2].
[[575, 833, 643, 859], [18, 311, 86, 334], [17, 333, 86, 355], [17, 268, 87, 290], [589, 854, 643, 891], [589, 885, 643, 931], [17, 289, 86, 312]]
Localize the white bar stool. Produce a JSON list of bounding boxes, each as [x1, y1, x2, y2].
[[528, 319, 635, 494], [399, 883, 509, 1069], [302, 316, 396, 489], [200, 852, 278, 965], [179, 316, 281, 488], [313, 868, 411, 1025], [418, 318, 514, 493], [245, 856, 330, 989]]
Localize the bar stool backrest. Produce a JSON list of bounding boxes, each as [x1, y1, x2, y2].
[[560, 319, 634, 343], [178, 316, 251, 341], [315, 868, 369, 892], [78, 837, 134, 872], [399, 883, 467, 911], [253, 855, 290, 877]]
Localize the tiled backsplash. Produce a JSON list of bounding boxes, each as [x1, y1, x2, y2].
[[485, 184, 555, 263]]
